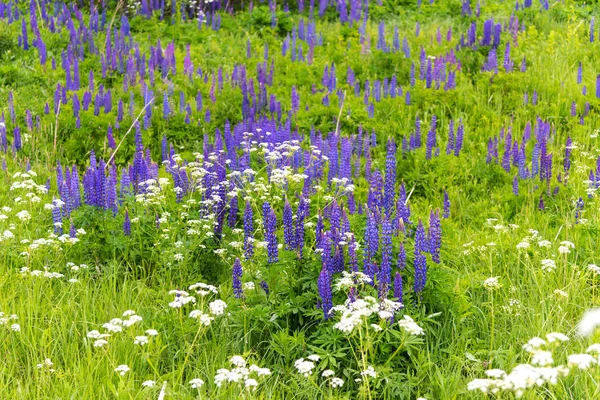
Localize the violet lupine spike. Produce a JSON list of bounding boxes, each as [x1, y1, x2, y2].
[[393, 272, 403, 304], [564, 137, 572, 174], [295, 197, 309, 256], [443, 190, 450, 218], [283, 197, 295, 250], [233, 258, 244, 299], [398, 243, 406, 270], [538, 195, 545, 211], [52, 199, 63, 235], [428, 210, 442, 264], [266, 208, 278, 264], [414, 253, 427, 298], [123, 210, 131, 236], [446, 120, 455, 155], [378, 216, 393, 298], [318, 266, 333, 319], [260, 280, 270, 296], [383, 139, 396, 216], [69, 222, 76, 238], [415, 219, 427, 254], [228, 194, 238, 229]]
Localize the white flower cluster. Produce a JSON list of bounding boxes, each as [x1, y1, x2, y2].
[[20, 266, 64, 279], [0, 312, 20, 332], [292, 354, 345, 387], [331, 296, 403, 334], [483, 277, 501, 291], [468, 332, 573, 398], [294, 354, 320, 377], [86, 310, 156, 348], [170, 283, 227, 326], [541, 259, 556, 272], [334, 271, 373, 291], [168, 290, 197, 308], [36, 358, 55, 373], [213, 355, 271, 390]]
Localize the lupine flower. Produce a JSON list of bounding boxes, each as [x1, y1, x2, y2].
[[564, 137, 572, 173], [378, 216, 393, 298], [415, 220, 427, 254], [394, 272, 403, 304], [318, 267, 333, 319], [283, 198, 295, 250], [244, 201, 254, 259], [123, 210, 131, 236], [260, 280, 269, 296], [443, 190, 450, 218], [414, 253, 427, 297], [383, 140, 396, 215], [428, 210, 442, 264], [233, 258, 243, 299]]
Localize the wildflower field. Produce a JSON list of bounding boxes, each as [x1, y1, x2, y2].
[[3, 0, 600, 398]]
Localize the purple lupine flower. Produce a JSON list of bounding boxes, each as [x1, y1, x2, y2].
[[383, 140, 396, 215], [69, 222, 76, 238], [52, 199, 62, 235], [520, 56, 527, 73], [428, 210, 442, 264], [393, 272, 403, 303], [163, 92, 171, 119], [348, 236, 359, 272], [443, 190, 450, 218], [503, 41, 513, 72], [123, 210, 131, 236], [564, 136, 572, 174], [315, 213, 324, 248], [13, 127, 21, 151], [260, 280, 269, 296], [295, 197, 309, 256], [265, 205, 278, 263], [577, 62, 583, 84], [591, 17, 595, 43], [596, 75, 600, 99], [446, 120, 455, 155], [415, 219, 427, 254], [318, 266, 332, 319], [398, 243, 406, 270], [415, 116, 422, 148], [538, 195, 545, 211], [233, 258, 243, 299], [512, 175, 519, 196], [425, 115, 437, 160], [107, 126, 116, 149], [283, 197, 295, 250], [413, 253, 427, 298], [378, 216, 393, 298]]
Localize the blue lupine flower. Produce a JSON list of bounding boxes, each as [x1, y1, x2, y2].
[[318, 267, 332, 319], [123, 210, 131, 236], [394, 272, 403, 304], [233, 258, 243, 299]]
